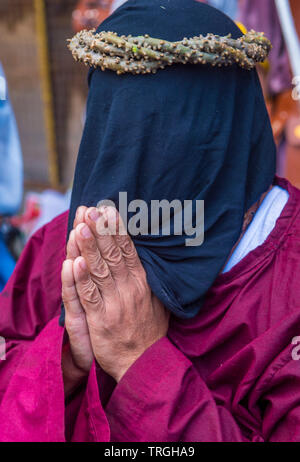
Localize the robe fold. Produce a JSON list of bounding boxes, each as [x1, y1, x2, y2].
[[1, 177, 300, 442]]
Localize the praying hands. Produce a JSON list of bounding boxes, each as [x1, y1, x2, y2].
[[61, 205, 169, 393]]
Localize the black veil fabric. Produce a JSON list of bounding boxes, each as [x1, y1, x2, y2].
[[61, 0, 276, 323]]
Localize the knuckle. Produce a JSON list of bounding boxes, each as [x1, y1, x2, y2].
[[94, 274, 113, 289], [102, 313, 119, 332], [102, 319, 114, 333], [104, 244, 122, 265], [92, 262, 113, 286], [88, 252, 102, 269], [119, 239, 138, 265], [80, 281, 99, 305], [85, 238, 98, 254], [122, 238, 135, 256], [86, 253, 107, 280]]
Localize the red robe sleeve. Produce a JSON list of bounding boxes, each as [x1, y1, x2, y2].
[[106, 334, 300, 442], [106, 337, 246, 442], [0, 212, 67, 403], [0, 212, 110, 442]]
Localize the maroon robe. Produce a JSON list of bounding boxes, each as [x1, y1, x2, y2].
[[1, 177, 300, 442]]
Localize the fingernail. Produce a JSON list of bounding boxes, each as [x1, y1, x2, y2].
[[79, 258, 87, 270], [89, 209, 100, 222], [81, 225, 92, 239], [99, 206, 106, 214], [96, 216, 110, 235], [76, 206, 84, 217]]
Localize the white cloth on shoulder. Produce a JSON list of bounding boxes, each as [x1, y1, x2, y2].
[[223, 185, 289, 273]]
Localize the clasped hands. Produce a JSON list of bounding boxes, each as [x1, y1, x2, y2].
[[61, 205, 169, 388]]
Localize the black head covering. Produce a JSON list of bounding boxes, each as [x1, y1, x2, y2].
[[62, 0, 276, 323]]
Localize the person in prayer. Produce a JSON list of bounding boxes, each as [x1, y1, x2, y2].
[[1, 0, 300, 442]]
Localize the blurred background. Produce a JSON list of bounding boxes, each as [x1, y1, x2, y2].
[[0, 0, 300, 288]]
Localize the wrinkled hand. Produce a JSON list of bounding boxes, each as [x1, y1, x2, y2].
[[62, 206, 94, 383], [62, 206, 169, 383]]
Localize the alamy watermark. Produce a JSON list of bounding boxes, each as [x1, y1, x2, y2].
[[97, 192, 205, 247], [292, 337, 300, 361], [0, 336, 6, 361]]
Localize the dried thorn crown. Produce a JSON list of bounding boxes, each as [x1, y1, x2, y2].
[[67, 29, 272, 75]]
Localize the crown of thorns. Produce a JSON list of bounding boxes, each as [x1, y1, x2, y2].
[[67, 29, 272, 75]]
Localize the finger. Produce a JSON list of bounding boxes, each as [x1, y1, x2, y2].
[[75, 222, 115, 297], [62, 259, 84, 317], [110, 207, 145, 276], [73, 206, 88, 229], [66, 229, 80, 260], [73, 256, 104, 316], [85, 207, 129, 282]]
